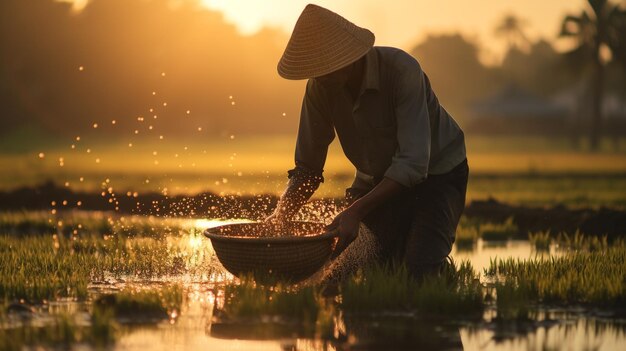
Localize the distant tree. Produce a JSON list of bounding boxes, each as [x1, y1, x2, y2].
[[500, 39, 576, 96], [411, 33, 498, 120], [559, 0, 625, 150], [495, 14, 530, 51]]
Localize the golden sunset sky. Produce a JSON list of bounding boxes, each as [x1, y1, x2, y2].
[[64, 0, 588, 62]]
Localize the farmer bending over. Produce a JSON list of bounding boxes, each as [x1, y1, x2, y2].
[[267, 4, 469, 281]]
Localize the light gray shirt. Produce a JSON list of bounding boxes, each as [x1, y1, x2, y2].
[[291, 46, 466, 189]]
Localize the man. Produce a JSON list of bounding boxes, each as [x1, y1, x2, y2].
[[267, 4, 468, 281]]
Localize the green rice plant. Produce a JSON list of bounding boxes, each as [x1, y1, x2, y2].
[[221, 278, 320, 324], [94, 285, 183, 321], [479, 217, 518, 241], [0, 232, 214, 302], [455, 226, 480, 251], [0, 211, 56, 236], [494, 280, 531, 321], [485, 239, 626, 307], [0, 310, 117, 351], [556, 230, 608, 252], [528, 230, 551, 251], [341, 261, 484, 316]]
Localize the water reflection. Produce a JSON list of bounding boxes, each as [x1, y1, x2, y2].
[[4, 219, 625, 351]]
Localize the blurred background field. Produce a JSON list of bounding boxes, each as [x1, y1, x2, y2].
[[2, 134, 625, 208]]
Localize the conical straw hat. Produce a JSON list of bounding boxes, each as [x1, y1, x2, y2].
[[278, 4, 375, 80]]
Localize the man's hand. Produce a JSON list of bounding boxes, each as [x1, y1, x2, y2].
[[327, 177, 406, 260], [326, 207, 363, 260]]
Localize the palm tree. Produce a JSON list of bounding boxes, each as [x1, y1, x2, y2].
[[495, 14, 530, 51], [559, 0, 625, 150]]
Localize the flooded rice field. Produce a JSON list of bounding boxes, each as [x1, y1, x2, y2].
[[1, 214, 625, 350]]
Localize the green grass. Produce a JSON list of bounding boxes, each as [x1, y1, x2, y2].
[[0, 309, 117, 351], [94, 285, 183, 321], [341, 261, 484, 316], [528, 230, 552, 251], [2, 135, 626, 208], [485, 239, 626, 307], [455, 226, 480, 250], [0, 210, 187, 238], [221, 278, 320, 322], [479, 217, 518, 241], [0, 228, 214, 302], [555, 231, 608, 252]]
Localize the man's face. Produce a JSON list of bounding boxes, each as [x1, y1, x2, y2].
[[314, 63, 353, 87]]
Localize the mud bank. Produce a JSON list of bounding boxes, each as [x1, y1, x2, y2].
[[1, 182, 625, 238]]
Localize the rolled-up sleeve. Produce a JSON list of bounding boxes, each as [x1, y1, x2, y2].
[[291, 80, 335, 184], [383, 62, 431, 187]]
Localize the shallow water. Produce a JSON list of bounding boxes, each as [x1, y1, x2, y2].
[[4, 219, 626, 351]]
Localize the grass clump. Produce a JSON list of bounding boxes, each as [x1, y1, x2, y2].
[[0, 232, 213, 302], [479, 217, 518, 241], [455, 226, 480, 250], [556, 230, 608, 252], [341, 260, 484, 316], [485, 239, 626, 307], [528, 230, 551, 251], [221, 278, 320, 323], [94, 285, 183, 321], [0, 310, 117, 351]]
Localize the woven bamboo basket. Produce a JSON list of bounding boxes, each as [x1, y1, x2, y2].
[[204, 221, 338, 283]]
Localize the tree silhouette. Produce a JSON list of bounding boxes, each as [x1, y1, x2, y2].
[[495, 14, 530, 51], [559, 0, 625, 150]]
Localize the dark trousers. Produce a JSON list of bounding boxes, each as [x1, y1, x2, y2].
[[346, 159, 469, 280]]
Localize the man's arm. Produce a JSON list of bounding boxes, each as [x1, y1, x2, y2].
[[266, 168, 323, 222], [267, 80, 334, 222]]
